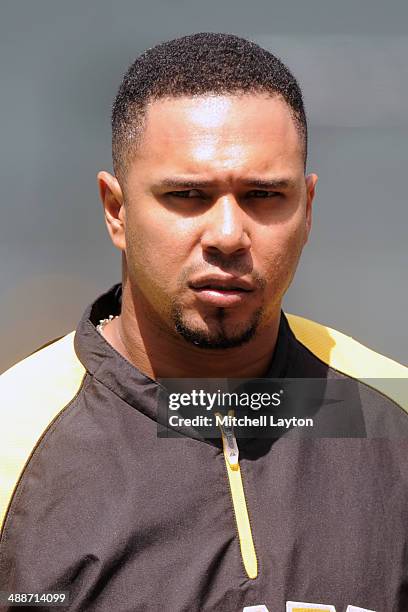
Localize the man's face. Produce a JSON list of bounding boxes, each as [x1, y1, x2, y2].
[[112, 94, 316, 349]]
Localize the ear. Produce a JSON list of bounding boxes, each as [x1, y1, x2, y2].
[[97, 171, 126, 252], [303, 173, 318, 245]]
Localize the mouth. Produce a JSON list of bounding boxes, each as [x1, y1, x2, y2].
[[188, 277, 255, 307], [193, 284, 252, 292], [189, 275, 255, 291]]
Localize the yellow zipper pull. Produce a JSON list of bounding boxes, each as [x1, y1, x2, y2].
[[215, 409, 258, 580]]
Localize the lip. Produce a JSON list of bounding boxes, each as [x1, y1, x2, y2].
[[188, 275, 255, 292], [188, 275, 255, 307]]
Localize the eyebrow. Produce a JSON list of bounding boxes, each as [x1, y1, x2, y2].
[[155, 177, 297, 190]]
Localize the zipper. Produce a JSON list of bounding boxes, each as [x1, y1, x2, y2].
[[216, 410, 258, 580]]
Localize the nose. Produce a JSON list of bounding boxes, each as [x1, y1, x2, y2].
[[200, 196, 251, 256]]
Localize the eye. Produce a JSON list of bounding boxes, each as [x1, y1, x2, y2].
[[168, 190, 203, 199], [246, 190, 281, 199]]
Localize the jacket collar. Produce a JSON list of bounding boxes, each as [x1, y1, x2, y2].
[[74, 283, 296, 422]]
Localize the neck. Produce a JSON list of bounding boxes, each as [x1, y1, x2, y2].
[[102, 281, 282, 380]]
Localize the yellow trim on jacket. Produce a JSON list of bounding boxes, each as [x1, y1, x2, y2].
[[286, 314, 407, 412], [0, 332, 86, 532]]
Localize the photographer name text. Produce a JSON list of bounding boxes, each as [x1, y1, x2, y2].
[[168, 414, 314, 429]]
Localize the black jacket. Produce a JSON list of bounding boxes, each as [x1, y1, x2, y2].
[[1, 284, 407, 612]]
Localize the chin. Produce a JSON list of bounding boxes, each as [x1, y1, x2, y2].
[[171, 305, 264, 350]]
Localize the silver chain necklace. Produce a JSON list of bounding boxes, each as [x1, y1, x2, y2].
[[96, 314, 119, 334]]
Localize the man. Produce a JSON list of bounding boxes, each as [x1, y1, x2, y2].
[[0, 33, 407, 612]]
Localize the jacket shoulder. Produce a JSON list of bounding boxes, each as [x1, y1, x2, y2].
[[0, 332, 86, 531], [286, 313, 407, 412]]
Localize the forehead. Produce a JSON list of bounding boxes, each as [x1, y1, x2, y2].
[[132, 94, 303, 177]]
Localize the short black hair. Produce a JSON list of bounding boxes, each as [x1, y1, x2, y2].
[[112, 32, 307, 180]]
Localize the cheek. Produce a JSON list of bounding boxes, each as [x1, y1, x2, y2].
[[125, 212, 190, 287], [259, 218, 306, 287]]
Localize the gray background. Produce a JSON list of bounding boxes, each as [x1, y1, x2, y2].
[[1, 0, 407, 373]]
